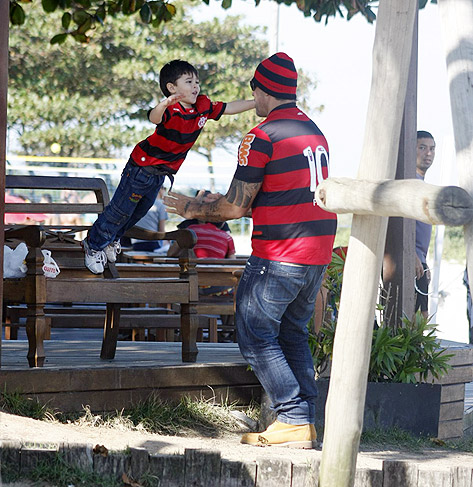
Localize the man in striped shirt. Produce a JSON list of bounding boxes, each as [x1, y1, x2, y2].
[[82, 59, 254, 274], [165, 52, 337, 448]]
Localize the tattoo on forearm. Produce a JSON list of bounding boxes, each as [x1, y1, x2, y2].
[[226, 180, 260, 207]]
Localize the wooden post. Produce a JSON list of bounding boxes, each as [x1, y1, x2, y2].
[[319, 2, 417, 486], [0, 0, 9, 367], [383, 10, 418, 326], [437, 0, 473, 305]]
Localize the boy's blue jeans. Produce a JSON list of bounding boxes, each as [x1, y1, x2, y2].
[[88, 160, 165, 251], [235, 255, 326, 425]]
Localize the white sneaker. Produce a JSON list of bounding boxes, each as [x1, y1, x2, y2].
[[105, 240, 121, 263], [82, 239, 106, 274]]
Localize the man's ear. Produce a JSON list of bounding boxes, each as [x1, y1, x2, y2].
[[166, 82, 177, 95]]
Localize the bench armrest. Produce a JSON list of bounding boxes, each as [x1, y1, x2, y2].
[[5, 225, 45, 248], [124, 226, 197, 250]]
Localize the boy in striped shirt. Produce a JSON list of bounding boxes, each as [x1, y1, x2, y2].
[[82, 59, 254, 273]]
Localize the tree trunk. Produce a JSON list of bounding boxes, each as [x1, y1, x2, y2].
[[319, 2, 417, 486], [437, 0, 473, 303]]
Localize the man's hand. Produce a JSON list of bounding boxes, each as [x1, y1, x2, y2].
[[163, 191, 196, 219], [415, 255, 424, 280]]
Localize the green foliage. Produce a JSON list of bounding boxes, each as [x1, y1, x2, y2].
[[0, 389, 54, 420], [9, 0, 439, 43], [8, 0, 271, 158], [6, 452, 120, 486], [309, 250, 454, 383]]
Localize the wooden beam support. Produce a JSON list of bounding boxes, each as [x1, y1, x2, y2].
[[319, 2, 417, 486], [315, 178, 473, 226], [438, 0, 473, 307]]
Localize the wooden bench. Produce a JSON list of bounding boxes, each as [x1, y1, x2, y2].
[[3, 175, 201, 367], [121, 255, 247, 340]]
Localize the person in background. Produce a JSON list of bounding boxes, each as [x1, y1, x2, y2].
[[131, 187, 169, 253], [414, 131, 436, 318], [164, 52, 337, 448]]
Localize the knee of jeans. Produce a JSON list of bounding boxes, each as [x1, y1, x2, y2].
[[103, 202, 130, 228]]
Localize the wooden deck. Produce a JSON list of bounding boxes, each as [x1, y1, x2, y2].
[[0, 331, 261, 412]]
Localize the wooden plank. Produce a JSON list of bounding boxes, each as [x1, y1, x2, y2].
[[353, 468, 383, 487], [291, 458, 320, 487], [0, 362, 257, 392], [20, 448, 56, 474], [46, 278, 191, 304], [184, 449, 221, 487], [93, 452, 129, 480], [149, 453, 186, 487], [451, 466, 473, 487], [129, 447, 150, 481], [439, 401, 465, 422], [438, 419, 464, 440], [434, 366, 473, 386], [255, 458, 292, 487], [441, 384, 465, 403], [443, 348, 473, 367], [220, 458, 257, 487], [58, 443, 94, 473], [382, 461, 418, 487], [418, 470, 452, 487]]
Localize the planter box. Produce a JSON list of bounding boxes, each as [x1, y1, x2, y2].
[[315, 379, 442, 436]]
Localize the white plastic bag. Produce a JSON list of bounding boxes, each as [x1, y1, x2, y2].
[[3, 242, 28, 278], [41, 249, 60, 278]]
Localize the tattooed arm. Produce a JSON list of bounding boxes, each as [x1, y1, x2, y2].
[[164, 178, 261, 222]]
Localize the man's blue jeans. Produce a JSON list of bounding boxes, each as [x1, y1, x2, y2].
[[236, 255, 326, 425], [88, 160, 165, 251]]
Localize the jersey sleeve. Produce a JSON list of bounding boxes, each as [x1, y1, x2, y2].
[[233, 127, 272, 183]]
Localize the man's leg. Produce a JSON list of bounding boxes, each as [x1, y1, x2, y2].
[[278, 264, 326, 425]]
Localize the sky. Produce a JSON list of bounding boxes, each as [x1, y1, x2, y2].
[[177, 0, 456, 191]]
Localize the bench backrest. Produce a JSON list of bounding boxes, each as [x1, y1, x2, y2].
[[5, 175, 110, 229]]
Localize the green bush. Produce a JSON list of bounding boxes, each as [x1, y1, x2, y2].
[[309, 250, 454, 383]]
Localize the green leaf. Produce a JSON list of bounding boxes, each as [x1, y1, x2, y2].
[[61, 12, 72, 30], [50, 33, 68, 44], [76, 17, 92, 35], [72, 9, 89, 25], [41, 0, 59, 13], [221, 0, 232, 9], [140, 3, 152, 23], [10, 3, 26, 25]]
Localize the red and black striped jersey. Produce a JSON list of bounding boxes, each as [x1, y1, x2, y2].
[[234, 103, 337, 265], [130, 95, 226, 174]]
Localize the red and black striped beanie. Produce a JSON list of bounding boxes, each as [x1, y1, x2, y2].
[[251, 52, 297, 100]]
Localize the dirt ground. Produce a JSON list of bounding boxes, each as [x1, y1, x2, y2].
[[1, 411, 473, 476]]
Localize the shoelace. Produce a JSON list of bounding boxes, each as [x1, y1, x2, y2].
[[113, 241, 121, 255], [92, 248, 107, 265]]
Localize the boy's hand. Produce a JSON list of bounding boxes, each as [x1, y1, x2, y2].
[[163, 94, 185, 107]]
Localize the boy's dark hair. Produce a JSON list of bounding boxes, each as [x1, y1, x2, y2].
[[159, 60, 199, 97], [417, 130, 434, 140]]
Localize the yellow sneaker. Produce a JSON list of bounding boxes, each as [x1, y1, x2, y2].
[[240, 420, 317, 449]]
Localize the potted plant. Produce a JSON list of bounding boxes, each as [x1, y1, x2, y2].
[[309, 249, 454, 436]]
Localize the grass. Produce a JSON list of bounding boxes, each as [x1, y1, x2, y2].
[[0, 388, 260, 437], [360, 426, 473, 453], [2, 452, 121, 487]]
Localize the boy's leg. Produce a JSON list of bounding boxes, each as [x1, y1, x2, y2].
[[88, 161, 162, 251]]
